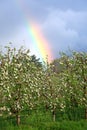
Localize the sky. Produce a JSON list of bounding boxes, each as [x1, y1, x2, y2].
[[0, 0, 87, 61]]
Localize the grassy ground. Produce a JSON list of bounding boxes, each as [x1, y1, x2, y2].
[[0, 120, 87, 130], [0, 113, 87, 130], [0, 109, 86, 130]]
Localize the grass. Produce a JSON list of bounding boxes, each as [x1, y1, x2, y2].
[[0, 109, 86, 130], [0, 120, 87, 130]]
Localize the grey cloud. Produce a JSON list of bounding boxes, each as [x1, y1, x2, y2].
[[41, 9, 87, 57], [0, 0, 25, 39], [0, 0, 87, 60]]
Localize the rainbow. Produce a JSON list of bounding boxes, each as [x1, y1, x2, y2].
[[27, 21, 53, 63], [16, 0, 53, 63]]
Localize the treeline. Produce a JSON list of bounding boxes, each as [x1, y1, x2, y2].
[[0, 45, 87, 125]]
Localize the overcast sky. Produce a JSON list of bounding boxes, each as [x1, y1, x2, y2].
[[0, 0, 87, 60]]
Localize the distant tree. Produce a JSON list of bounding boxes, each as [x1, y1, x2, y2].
[[51, 58, 64, 73], [31, 55, 42, 68]]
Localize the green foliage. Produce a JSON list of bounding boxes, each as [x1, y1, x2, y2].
[[59, 52, 87, 108], [0, 45, 45, 124], [1, 44, 87, 125]]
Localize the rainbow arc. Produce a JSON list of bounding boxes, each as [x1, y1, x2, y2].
[[16, 0, 53, 63]]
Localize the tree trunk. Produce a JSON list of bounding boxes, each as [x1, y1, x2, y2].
[[52, 110, 56, 122], [16, 114, 20, 125], [85, 108, 87, 119], [83, 86, 87, 119]]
